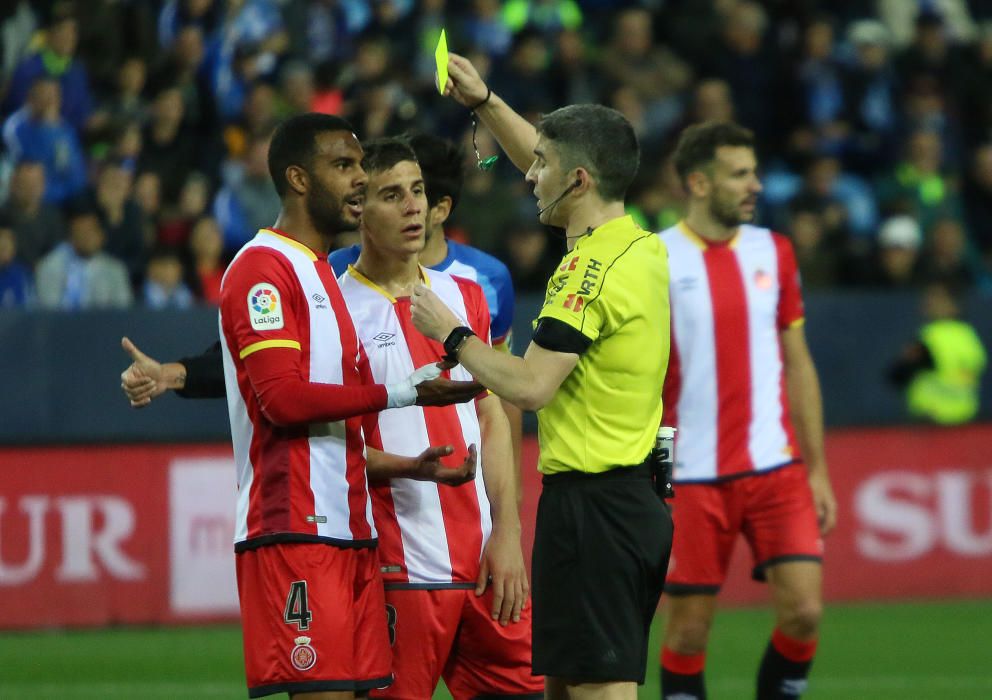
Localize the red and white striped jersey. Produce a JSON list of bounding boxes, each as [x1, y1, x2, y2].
[[219, 229, 377, 550], [339, 265, 493, 587], [660, 222, 804, 482]]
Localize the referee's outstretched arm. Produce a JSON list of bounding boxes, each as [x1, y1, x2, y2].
[[442, 53, 538, 175]]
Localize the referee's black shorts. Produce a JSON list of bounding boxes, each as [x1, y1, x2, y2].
[[531, 462, 673, 683]]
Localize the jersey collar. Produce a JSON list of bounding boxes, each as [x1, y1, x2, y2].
[[677, 220, 741, 250], [346, 264, 431, 303]]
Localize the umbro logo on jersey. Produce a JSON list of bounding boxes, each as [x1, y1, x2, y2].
[[676, 277, 698, 292], [311, 293, 327, 309], [373, 332, 396, 349]]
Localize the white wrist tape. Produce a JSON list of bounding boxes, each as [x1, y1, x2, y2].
[[385, 364, 442, 409]]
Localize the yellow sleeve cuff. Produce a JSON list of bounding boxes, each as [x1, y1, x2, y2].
[[240, 339, 302, 359]]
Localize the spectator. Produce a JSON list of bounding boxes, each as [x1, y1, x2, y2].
[[546, 29, 602, 106], [2, 77, 88, 205], [500, 0, 582, 36], [599, 8, 692, 138], [137, 85, 199, 205], [3, 4, 94, 134], [276, 60, 316, 117], [36, 205, 133, 309], [861, 214, 925, 288], [149, 25, 215, 136], [0, 221, 34, 308], [787, 15, 848, 158], [96, 57, 149, 137], [922, 217, 982, 290], [158, 172, 212, 248], [787, 203, 845, 289], [143, 245, 195, 309], [212, 134, 280, 254], [876, 128, 964, 233], [1, 2, 38, 86], [490, 29, 556, 117], [459, 0, 515, 58], [626, 157, 686, 234], [0, 160, 65, 266], [157, 0, 223, 48], [957, 21, 992, 151], [93, 160, 147, 280], [133, 171, 164, 243], [887, 282, 986, 426], [222, 80, 278, 159], [841, 19, 900, 174], [187, 216, 225, 305]]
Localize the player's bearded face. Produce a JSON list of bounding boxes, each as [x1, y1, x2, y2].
[[307, 176, 360, 234], [708, 146, 761, 227]]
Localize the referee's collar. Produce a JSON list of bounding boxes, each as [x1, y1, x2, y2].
[[577, 215, 639, 245]]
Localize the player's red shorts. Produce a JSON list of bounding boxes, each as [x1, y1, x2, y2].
[[236, 542, 392, 698], [372, 586, 544, 700], [665, 464, 823, 594]]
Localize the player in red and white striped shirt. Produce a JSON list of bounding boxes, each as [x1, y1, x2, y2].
[[656, 123, 838, 700], [343, 138, 541, 699], [219, 115, 483, 699]]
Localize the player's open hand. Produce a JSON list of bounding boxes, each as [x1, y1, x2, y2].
[[443, 53, 489, 109], [415, 376, 484, 406], [808, 468, 838, 535], [410, 285, 462, 342], [476, 528, 529, 626], [410, 444, 477, 486], [120, 336, 167, 408]]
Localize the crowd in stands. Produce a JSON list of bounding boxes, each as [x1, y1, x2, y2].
[[2, 0, 992, 310]]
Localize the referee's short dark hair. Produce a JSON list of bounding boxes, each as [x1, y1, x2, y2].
[[406, 132, 465, 210], [537, 104, 639, 203], [268, 113, 356, 197], [673, 121, 755, 184], [361, 137, 418, 177]]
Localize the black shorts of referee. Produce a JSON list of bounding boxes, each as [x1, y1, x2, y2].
[[531, 462, 673, 682]]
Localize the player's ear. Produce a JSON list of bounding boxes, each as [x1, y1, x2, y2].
[[430, 196, 453, 226], [285, 165, 308, 196], [685, 169, 710, 198]]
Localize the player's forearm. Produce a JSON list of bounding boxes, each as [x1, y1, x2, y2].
[[500, 398, 524, 504], [176, 342, 225, 398], [457, 337, 552, 411], [244, 350, 388, 426], [475, 93, 538, 175], [786, 356, 828, 473], [478, 398, 521, 533], [366, 448, 420, 481]]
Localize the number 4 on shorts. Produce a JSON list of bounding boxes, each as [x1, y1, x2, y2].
[[284, 580, 313, 631]]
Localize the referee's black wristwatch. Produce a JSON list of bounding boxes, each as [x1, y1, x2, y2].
[[442, 326, 476, 365]]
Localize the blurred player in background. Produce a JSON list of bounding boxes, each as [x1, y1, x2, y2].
[[340, 137, 541, 699], [657, 121, 837, 700]]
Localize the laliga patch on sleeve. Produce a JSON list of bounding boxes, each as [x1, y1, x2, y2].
[[247, 283, 285, 330]]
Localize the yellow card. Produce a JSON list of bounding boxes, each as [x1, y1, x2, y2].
[[434, 29, 449, 95]]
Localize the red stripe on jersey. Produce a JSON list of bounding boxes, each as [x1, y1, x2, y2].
[[364, 414, 410, 583], [393, 296, 483, 583], [703, 246, 754, 476], [662, 309, 681, 428], [318, 260, 373, 541]]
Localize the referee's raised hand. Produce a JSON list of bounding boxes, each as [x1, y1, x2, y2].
[[442, 53, 489, 109]]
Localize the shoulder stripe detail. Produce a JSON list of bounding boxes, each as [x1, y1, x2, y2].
[[259, 229, 318, 261], [579, 233, 656, 334], [788, 318, 806, 329], [239, 339, 302, 359]]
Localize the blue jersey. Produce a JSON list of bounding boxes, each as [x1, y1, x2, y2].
[[329, 240, 516, 347]]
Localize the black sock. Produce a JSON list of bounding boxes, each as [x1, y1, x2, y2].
[[756, 629, 817, 699]]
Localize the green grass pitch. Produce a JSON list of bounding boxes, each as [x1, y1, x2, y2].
[[1, 600, 989, 699]]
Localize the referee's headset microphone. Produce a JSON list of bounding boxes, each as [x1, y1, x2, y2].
[[537, 178, 582, 217]]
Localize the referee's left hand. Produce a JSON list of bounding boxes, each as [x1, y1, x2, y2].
[[476, 528, 529, 626]]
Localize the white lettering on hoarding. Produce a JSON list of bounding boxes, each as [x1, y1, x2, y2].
[[0, 497, 47, 585], [0, 496, 145, 585], [856, 469, 992, 561]]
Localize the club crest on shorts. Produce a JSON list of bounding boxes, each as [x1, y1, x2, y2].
[[248, 283, 284, 330], [290, 636, 317, 671]]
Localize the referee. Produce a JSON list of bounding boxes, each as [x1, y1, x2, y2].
[[410, 53, 673, 698]]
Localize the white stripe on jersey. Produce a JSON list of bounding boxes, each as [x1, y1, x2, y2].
[[662, 230, 718, 478], [220, 333, 254, 544]]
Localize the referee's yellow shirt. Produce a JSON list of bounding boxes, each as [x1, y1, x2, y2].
[[533, 215, 670, 475]]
